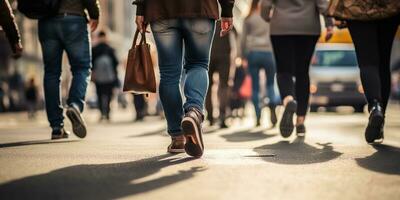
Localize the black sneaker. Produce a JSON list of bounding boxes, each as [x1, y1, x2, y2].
[[220, 121, 228, 129], [256, 117, 261, 127], [181, 107, 204, 158], [296, 124, 306, 137], [66, 104, 87, 138], [279, 100, 297, 138], [270, 105, 277, 127], [51, 128, 70, 140], [365, 101, 384, 144]]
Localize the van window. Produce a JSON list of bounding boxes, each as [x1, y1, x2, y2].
[[311, 50, 358, 67]]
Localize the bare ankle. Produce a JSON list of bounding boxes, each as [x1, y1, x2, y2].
[[296, 116, 305, 125]]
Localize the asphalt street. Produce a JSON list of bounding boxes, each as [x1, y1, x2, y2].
[[0, 104, 399, 200]]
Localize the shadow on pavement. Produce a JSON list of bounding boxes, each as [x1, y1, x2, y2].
[[253, 137, 342, 165], [129, 127, 168, 138], [0, 154, 205, 199], [0, 140, 80, 149], [221, 128, 275, 142], [356, 144, 400, 175], [204, 126, 221, 134]]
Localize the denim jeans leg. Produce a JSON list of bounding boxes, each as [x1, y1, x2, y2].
[[248, 52, 261, 120], [63, 16, 91, 112], [182, 19, 216, 113], [263, 52, 280, 106], [151, 19, 184, 136], [38, 19, 65, 128]]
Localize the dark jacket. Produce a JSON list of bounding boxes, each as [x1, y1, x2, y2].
[[135, 0, 235, 22], [92, 42, 119, 84], [58, 0, 100, 20], [0, 0, 20, 52]]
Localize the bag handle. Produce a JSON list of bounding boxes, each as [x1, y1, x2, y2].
[[131, 30, 147, 49]]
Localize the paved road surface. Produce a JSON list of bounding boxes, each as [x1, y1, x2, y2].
[[0, 104, 399, 200]]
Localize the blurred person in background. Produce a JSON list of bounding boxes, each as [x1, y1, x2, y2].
[[242, 0, 279, 128], [206, 20, 237, 129], [133, 94, 147, 122], [0, 0, 23, 58], [8, 70, 24, 111], [0, 81, 6, 112], [230, 64, 248, 120], [92, 31, 119, 122], [343, 4, 400, 144], [134, 0, 235, 157], [261, 0, 334, 138], [25, 78, 39, 119], [38, 0, 100, 139]]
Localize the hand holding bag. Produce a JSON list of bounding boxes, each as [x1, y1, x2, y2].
[[328, 0, 400, 21], [123, 30, 157, 94]]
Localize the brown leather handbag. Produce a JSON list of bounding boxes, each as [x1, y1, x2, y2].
[[123, 30, 157, 94], [328, 0, 400, 21]]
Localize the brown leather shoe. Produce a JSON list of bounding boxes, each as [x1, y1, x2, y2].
[[167, 135, 185, 153], [181, 107, 204, 158]]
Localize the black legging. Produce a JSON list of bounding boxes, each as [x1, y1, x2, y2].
[[271, 35, 319, 116], [206, 54, 231, 121], [347, 16, 400, 113]]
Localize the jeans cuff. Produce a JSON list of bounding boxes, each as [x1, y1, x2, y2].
[[168, 130, 183, 137], [183, 104, 203, 114]]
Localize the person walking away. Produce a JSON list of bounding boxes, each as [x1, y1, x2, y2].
[[134, 0, 235, 157], [242, 0, 279, 128], [261, 0, 334, 138], [38, 0, 100, 139], [0, 0, 23, 58], [25, 78, 39, 119], [8, 70, 24, 111], [206, 20, 237, 128], [92, 31, 119, 122], [343, 4, 400, 144], [133, 94, 147, 122], [0, 0, 22, 112]]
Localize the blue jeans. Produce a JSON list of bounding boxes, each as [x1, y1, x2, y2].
[[151, 19, 215, 136], [247, 51, 280, 120], [38, 16, 91, 128]]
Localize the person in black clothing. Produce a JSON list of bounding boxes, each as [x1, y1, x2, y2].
[[346, 14, 400, 144], [230, 65, 247, 119], [262, 0, 333, 138], [92, 31, 119, 121], [206, 20, 237, 128], [133, 94, 147, 121], [25, 78, 39, 119]]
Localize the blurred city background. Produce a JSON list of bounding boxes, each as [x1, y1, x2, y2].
[[1, 1, 400, 199], [0, 0, 399, 117]]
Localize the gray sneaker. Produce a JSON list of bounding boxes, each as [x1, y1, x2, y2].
[[66, 104, 87, 138]]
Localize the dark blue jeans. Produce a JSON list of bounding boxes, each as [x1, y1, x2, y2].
[[247, 51, 280, 120], [38, 16, 91, 128], [151, 19, 215, 136]]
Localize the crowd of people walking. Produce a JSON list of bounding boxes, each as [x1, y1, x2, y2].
[[0, 0, 399, 158]]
